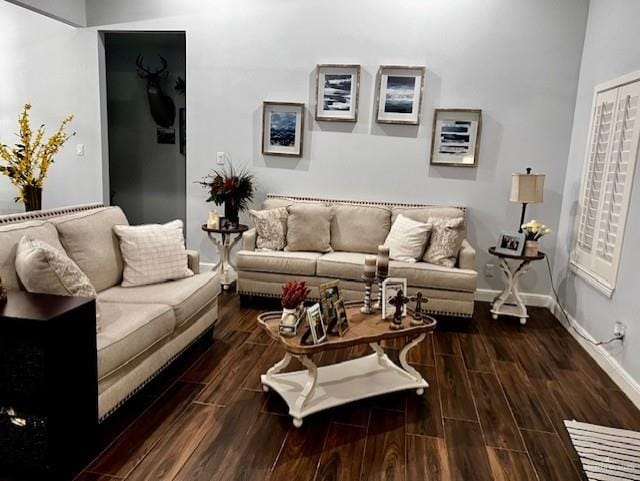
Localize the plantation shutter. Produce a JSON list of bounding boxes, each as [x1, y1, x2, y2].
[[571, 77, 640, 296]]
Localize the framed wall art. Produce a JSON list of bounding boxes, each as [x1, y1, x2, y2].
[[262, 101, 304, 157], [430, 109, 482, 167], [315, 64, 360, 122], [375, 65, 426, 125]]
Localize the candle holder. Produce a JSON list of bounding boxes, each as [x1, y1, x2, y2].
[[373, 273, 388, 312], [360, 275, 375, 314]]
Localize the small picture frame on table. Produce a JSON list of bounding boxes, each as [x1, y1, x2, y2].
[[382, 278, 408, 320], [430, 109, 482, 167], [262, 101, 305, 157], [315, 64, 361, 122], [495, 231, 526, 256], [306, 303, 327, 344], [332, 297, 349, 336], [319, 280, 340, 330]]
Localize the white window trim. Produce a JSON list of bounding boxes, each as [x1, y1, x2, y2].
[[570, 70, 640, 298]]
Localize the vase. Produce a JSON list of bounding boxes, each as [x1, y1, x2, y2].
[[280, 304, 304, 336], [23, 185, 42, 212], [224, 197, 239, 227], [524, 240, 539, 257]]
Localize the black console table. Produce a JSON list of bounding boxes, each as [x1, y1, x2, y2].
[[0, 292, 97, 480]]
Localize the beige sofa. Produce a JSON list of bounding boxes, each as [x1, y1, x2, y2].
[[237, 195, 477, 317], [0, 204, 220, 421]]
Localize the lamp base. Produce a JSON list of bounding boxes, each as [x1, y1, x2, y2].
[[518, 203, 528, 233]]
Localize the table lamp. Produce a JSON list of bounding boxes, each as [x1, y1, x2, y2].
[[510, 168, 545, 232]]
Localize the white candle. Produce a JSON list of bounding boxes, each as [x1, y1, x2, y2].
[[207, 211, 219, 229], [363, 255, 377, 280], [376, 245, 390, 277]]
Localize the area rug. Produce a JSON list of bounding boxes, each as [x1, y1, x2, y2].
[[565, 420, 640, 480]]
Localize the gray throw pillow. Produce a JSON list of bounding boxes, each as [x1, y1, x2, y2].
[[249, 207, 288, 251], [423, 217, 465, 267], [285, 204, 333, 253]]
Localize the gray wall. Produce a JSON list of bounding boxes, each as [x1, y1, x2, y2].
[[86, 0, 589, 295], [554, 0, 640, 385], [1, 0, 591, 296], [105, 32, 186, 226]]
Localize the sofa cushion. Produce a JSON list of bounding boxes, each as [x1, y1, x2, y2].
[[391, 206, 464, 224], [51, 207, 129, 292], [114, 220, 193, 287], [423, 216, 466, 267], [99, 271, 220, 327], [249, 207, 288, 251], [236, 250, 322, 276], [383, 214, 431, 262], [97, 302, 175, 379], [389, 260, 477, 292], [316, 252, 369, 281], [285, 204, 333, 253], [316, 251, 476, 292], [0, 220, 66, 290], [330, 204, 391, 254]]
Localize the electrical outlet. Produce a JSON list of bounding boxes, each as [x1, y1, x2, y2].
[[614, 321, 627, 340], [484, 263, 496, 278]]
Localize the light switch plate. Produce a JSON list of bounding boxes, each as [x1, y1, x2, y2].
[[76, 144, 85, 156], [216, 152, 226, 165]]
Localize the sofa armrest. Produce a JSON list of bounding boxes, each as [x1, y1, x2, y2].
[[187, 249, 200, 274], [242, 228, 257, 251], [458, 239, 476, 270]]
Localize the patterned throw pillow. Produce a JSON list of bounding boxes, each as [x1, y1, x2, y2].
[[423, 217, 465, 267], [249, 207, 288, 251], [15, 236, 101, 331], [113, 220, 193, 287], [384, 214, 432, 262]]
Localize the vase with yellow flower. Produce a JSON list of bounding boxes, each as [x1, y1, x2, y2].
[[521, 220, 551, 257], [0, 104, 74, 211]]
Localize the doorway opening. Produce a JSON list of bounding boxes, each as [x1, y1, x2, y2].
[[103, 31, 186, 226]]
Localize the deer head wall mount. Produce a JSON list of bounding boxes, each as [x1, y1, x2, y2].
[[136, 54, 176, 128]]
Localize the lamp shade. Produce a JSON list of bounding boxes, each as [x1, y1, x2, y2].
[[510, 171, 545, 204]]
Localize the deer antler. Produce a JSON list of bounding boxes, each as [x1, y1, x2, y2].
[[155, 56, 168, 75], [136, 54, 151, 76]]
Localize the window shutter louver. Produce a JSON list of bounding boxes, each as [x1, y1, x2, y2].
[[571, 75, 640, 297]]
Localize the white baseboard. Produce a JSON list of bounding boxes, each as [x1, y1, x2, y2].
[[547, 299, 640, 409], [477, 288, 640, 408]]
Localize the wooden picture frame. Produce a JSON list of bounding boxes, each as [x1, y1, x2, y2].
[[261, 101, 304, 157], [382, 277, 408, 320], [306, 303, 327, 344], [315, 64, 361, 122], [430, 108, 482, 167], [332, 297, 350, 336], [375, 65, 426, 125], [319, 280, 340, 329], [495, 231, 526, 256]]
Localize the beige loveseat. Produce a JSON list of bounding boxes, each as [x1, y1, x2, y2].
[[0, 204, 220, 421], [237, 195, 477, 317]]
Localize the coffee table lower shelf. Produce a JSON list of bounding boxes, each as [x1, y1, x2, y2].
[[261, 351, 428, 427]]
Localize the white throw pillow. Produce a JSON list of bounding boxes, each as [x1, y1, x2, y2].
[[383, 214, 432, 263], [114, 220, 193, 287], [15, 236, 101, 331]]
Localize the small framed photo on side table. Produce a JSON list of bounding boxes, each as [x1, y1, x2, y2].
[[382, 278, 408, 320], [495, 231, 526, 256], [319, 280, 341, 330], [306, 303, 327, 344], [332, 297, 350, 336]]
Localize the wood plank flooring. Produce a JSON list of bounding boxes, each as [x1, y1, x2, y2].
[[68, 295, 639, 481]]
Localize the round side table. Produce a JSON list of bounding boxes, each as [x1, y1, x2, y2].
[[202, 223, 249, 291], [488, 246, 545, 325]]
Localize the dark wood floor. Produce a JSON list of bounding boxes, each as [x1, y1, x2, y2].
[[75, 293, 640, 481]]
